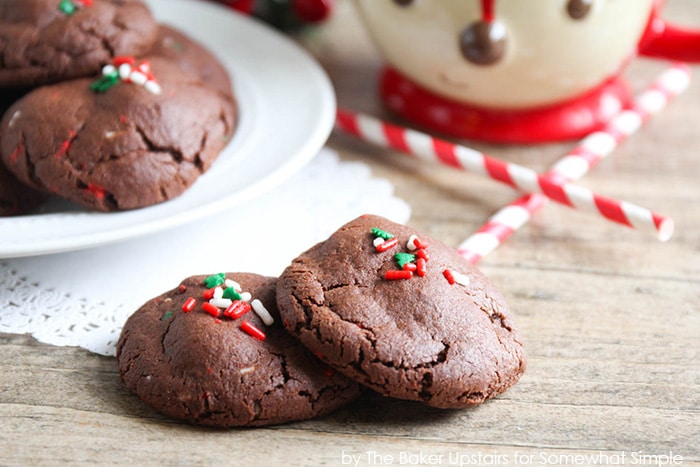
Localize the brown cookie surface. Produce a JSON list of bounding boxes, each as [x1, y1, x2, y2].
[[0, 57, 236, 211], [0, 88, 47, 216], [0, 0, 158, 87], [144, 24, 234, 100], [276, 215, 527, 408], [0, 161, 47, 216], [117, 273, 362, 427]]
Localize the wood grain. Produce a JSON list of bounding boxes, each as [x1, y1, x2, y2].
[[1, 1, 698, 465]]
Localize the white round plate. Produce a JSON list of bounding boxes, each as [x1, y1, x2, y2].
[[0, 0, 335, 258]]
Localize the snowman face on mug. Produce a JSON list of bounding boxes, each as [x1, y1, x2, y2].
[[354, 0, 654, 109]]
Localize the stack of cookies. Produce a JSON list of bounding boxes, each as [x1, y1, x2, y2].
[[0, 0, 237, 216], [117, 215, 527, 427]]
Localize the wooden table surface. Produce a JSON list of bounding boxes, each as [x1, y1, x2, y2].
[[2, 1, 699, 465]]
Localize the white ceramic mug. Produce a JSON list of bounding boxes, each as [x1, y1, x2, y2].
[[353, 0, 700, 142]]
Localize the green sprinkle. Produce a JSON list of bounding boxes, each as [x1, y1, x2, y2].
[[204, 272, 226, 288], [222, 287, 242, 300], [59, 0, 76, 15], [371, 227, 394, 240], [394, 252, 416, 268], [160, 311, 174, 321], [89, 72, 119, 93]]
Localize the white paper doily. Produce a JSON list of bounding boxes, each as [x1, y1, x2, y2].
[[0, 149, 410, 356]]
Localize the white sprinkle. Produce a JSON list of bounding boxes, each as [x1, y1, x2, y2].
[[251, 299, 274, 326], [104, 131, 117, 139], [145, 80, 161, 95], [129, 70, 148, 86], [210, 297, 232, 309], [239, 365, 256, 375], [452, 272, 471, 287], [118, 63, 132, 80], [8, 110, 21, 128], [213, 286, 224, 300], [102, 64, 116, 76], [240, 292, 252, 302], [373, 237, 385, 247], [225, 279, 242, 292], [407, 234, 419, 251]]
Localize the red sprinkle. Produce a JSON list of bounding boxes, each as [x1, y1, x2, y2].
[[54, 130, 77, 159], [9, 144, 22, 164], [177, 284, 187, 293], [402, 262, 417, 272], [223, 300, 251, 319], [413, 237, 429, 249], [203, 288, 216, 300], [416, 258, 427, 277], [202, 302, 220, 318], [443, 269, 456, 285], [113, 56, 136, 67], [376, 237, 399, 252], [240, 321, 266, 341], [182, 297, 196, 313], [384, 270, 413, 280], [416, 248, 430, 261], [137, 60, 151, 73], [85, 183, 105, 200]]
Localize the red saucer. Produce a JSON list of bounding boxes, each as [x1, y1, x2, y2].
[[380, 67, 633, 144]]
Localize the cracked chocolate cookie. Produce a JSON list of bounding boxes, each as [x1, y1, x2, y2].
[[276, 215, 527, 409], [0, 88, 47, 216], [0, 56, 236, 211], [0, 159, 47, 216], [117, 272, 362, 427], [144, 24, 234, 100], [0, 0, 158, 87]]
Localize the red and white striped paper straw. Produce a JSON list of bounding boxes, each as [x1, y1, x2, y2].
[[458, 63, 691, 263], [335, 108, 675, 241]]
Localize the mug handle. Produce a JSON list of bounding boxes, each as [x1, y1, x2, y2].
[[638, 3, 700, 62]]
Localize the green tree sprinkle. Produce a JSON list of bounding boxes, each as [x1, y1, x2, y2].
[[371, 227, 394, 240]]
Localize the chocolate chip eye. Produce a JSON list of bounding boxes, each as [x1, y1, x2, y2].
[[393, 0, 415, 6], [567, 0, 593, 20], [459, 20, 507, 66]]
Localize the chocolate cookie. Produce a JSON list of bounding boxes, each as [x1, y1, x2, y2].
[[0, 161, 47, 216], [0, 0, 158, 87], [117, 273, 362, 427], [0, 88, 47, 216], [276, 215, 527, 408], [0, 56, 236, 211], [144, 24, 234, 100]]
